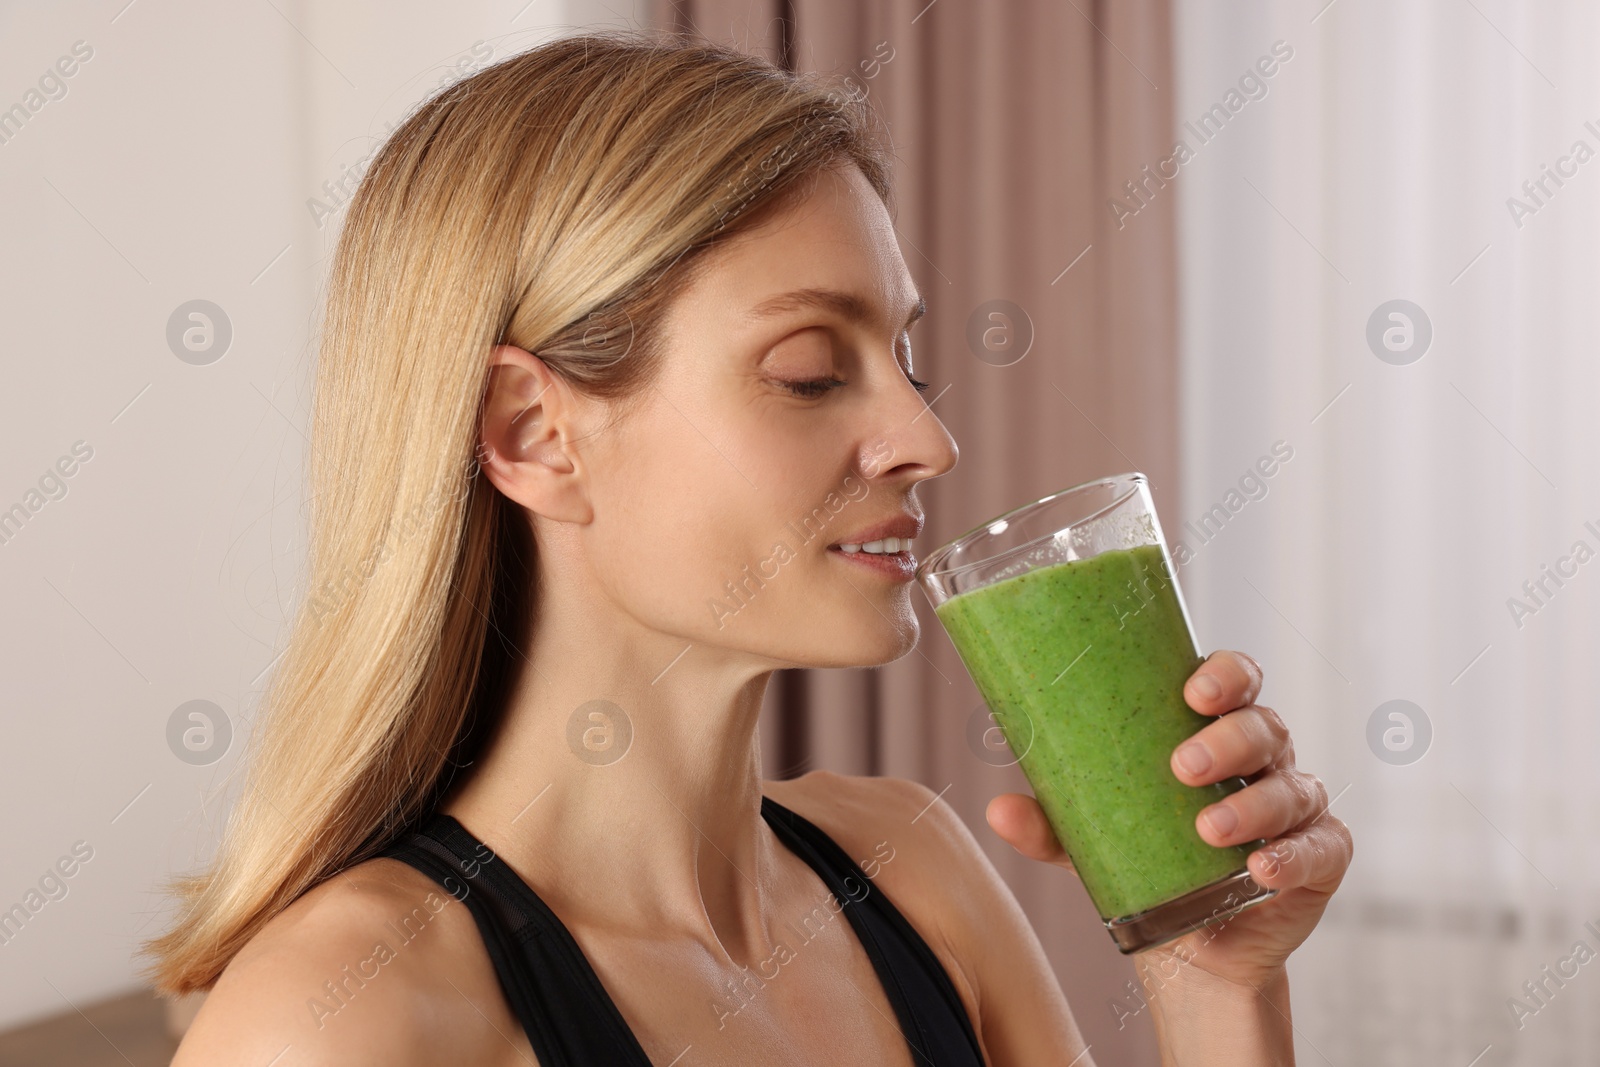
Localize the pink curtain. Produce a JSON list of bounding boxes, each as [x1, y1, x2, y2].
[[647, 3, 1178, 1062]]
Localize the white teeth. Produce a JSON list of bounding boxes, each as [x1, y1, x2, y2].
[[837, 537, 912, 554]]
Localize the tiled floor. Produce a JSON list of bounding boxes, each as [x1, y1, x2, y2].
[[0, 989, 179, 1067]]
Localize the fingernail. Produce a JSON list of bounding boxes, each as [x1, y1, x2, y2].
[[1256, 848, 1283, 877], [1175, 741, 1212, 776], [1202, 804, 1238, 837], [1191, 674, 1222, 701]]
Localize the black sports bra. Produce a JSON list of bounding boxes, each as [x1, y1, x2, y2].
[[378, 794, 987, 1065]]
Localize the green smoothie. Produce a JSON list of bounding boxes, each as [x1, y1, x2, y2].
[[933, 542, 1260, 919]]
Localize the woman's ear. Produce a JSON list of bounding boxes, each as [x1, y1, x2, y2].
[[478, 344, 593, 524]]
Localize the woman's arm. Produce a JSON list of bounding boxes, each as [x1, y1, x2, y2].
[[1138, 956, 1293, 1066]]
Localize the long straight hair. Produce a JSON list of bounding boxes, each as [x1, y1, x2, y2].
[[141, 28, 892, 996]]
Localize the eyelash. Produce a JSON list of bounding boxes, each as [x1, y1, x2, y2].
[[781, 376, 847, 398], [780, 375, 931, 398]]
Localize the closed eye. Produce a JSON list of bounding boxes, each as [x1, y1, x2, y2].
[[780, 374, 930, 398], [779, 376, 847, 398]]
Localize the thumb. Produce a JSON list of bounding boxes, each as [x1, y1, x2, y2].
[[985, 793, 1076, 875]]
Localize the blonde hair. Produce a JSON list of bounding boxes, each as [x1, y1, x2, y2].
[[141, 28, 892, 995]]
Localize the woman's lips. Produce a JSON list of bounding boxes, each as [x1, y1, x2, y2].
[[827, 544, 917, 581]]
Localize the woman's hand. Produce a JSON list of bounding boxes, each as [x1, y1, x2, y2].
[[984, 648, 1353, 990]]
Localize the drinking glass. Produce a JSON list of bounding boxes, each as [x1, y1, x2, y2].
[[916, 472, 1275, 953]]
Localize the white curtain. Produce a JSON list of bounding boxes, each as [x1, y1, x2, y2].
[[1174, 1, 1600, 1063]]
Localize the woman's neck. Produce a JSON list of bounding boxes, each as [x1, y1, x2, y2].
[[440, 613, 791, 967]]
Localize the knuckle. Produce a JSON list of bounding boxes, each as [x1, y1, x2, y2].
[[1274, 773, 1311, 818], [1328, 815, 1355, 858], [1252, 704, 1291, 746], [1235, 649, 1265, 690], [1276, 771, 1310, 810], [1301, 771, 1330, 814], [1306, 831, 1329, 869]]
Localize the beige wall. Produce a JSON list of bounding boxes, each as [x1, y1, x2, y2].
[[0, 0, 644, 1031]]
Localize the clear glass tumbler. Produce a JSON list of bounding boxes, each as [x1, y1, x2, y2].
[[916, 472, 1275, 953]]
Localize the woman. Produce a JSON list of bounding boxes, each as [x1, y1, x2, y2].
[[149, 29, 1352, 1065]]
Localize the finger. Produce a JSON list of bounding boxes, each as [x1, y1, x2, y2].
[[1171, 704, 1292, 786], [1184, 649, 1264, 715], [985, 793, 1075, 873], [1193, 768, 1329, 848], [1245, 815, 1354, 894]]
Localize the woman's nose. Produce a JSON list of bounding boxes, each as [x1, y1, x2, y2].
[[858, 382, 958, 482]]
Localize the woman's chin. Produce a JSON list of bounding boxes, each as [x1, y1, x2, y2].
[[831, 616, 921, 668]]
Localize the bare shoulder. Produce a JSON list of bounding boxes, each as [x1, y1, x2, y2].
[[764, 773, 981, 1010], [766, 770, 1090, 1067], [764, 769, 999, 910], [765, 769, 962, 878], [172, 857, 530, 1067]]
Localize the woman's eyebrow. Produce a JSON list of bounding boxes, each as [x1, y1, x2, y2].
[[745, 287, 927, 330]]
